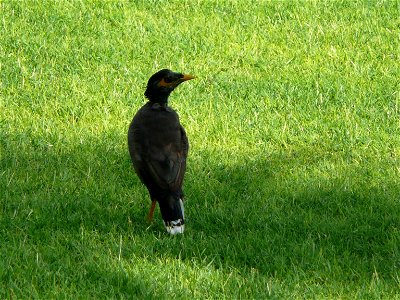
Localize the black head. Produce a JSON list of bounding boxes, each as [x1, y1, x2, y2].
[[144, 69, 195, 103]]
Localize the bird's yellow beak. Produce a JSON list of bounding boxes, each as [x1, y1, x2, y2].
[[181, 74, 195, 81]]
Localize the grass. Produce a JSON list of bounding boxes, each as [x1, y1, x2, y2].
[[1, 0, 400, 298]]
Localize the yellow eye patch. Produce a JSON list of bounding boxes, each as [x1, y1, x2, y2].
[[157, 74, 195, 88], [157, 78, 174, 88]]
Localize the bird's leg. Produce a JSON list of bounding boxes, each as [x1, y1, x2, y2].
[[147, 200, 157, 222]]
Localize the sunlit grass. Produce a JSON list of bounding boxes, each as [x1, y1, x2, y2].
[[1, 0, 400, 298]]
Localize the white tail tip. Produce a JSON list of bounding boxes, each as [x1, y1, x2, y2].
[[165, 219, 184, 234]]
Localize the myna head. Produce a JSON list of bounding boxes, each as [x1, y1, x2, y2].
[[144, 69, 195, 103]]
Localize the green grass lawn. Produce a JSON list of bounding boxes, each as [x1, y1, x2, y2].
[[1, 0, 400, 298]]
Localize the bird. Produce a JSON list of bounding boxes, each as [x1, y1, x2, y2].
[[128, 69, 195, 234]]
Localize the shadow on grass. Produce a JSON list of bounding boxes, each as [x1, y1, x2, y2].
[[1, 130, 399, 297], [174, 148, 400, 282]]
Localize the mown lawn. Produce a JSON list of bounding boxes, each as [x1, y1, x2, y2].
[[1, 0, 399, 298]]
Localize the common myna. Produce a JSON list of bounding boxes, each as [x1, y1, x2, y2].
[[128, 69, 194, 234]]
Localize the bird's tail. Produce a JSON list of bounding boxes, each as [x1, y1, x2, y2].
[[158, 195, 185, 234]]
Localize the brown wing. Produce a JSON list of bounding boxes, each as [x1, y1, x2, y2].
[[128, 104, 189, 194], [144, 125, 188, 192]]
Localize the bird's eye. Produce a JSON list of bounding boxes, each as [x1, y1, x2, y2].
[[164, 76, 174, 83]]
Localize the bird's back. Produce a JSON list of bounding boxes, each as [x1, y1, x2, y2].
[[128, 102, 183, 160], [127, 102, 188, 194]]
